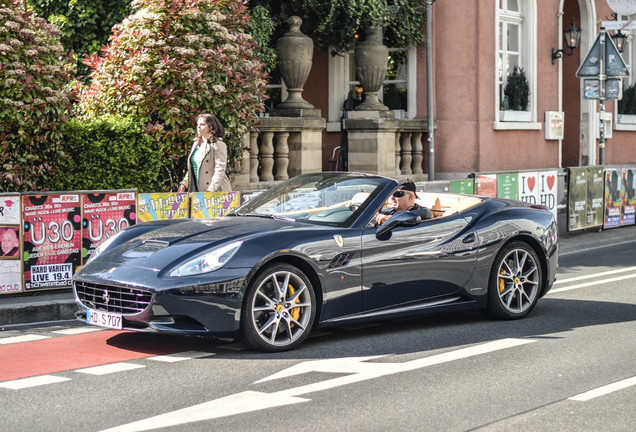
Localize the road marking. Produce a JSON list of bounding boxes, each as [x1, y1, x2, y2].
[[52, 327, 104, 335], [76, 362, 146, 375], [101, 338, 535, 432], [550, 273, 636, 294], [0, 334, 50, 345], [0, 375, 70, 390], [569, 376, 636, 401], [146, 351, 213, 363], [554, 266, 636, 285]]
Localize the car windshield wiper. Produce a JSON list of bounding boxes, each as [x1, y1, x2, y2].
[[238, 213, 296, 222]]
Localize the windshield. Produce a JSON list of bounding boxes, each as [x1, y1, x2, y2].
[[233, 173, 391, 226]]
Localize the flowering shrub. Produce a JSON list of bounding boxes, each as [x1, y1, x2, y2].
[[0, 0, 75, 192], [78, 0, 268, 190]]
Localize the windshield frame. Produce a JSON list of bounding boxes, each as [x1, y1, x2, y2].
[[232, 172, 396, 228]]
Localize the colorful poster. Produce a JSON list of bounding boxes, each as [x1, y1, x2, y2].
[[621, 168, 636, 226], [604, 169, 622, 228], [450, 179, 474, 194], [0, 195, 21, 224], [22, 194, 82, 291], [587, 167, 605, 228], [497, 173, 519, 200], [191, 192, 240, 218], [568, 167, 588, 231], [138, 193, 189, 222], [0, 260, 22, 294], [82, 191, 137, 262], [475, 174, 497, 197]]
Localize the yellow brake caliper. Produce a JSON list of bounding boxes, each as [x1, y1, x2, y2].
[[288, 284, 301, 323], [498, 269, 506, 293]]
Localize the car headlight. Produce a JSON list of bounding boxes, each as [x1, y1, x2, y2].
[[170, 241, 242, 277], [86, 230, 126, 264]]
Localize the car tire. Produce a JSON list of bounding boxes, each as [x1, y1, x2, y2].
[[486, 241, 542, 320], [241, 263, 316, 352]]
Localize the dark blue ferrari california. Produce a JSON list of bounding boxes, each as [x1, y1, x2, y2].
[[73, 172, 558, 352]]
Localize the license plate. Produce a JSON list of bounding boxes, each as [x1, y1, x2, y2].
[[86, 309, 122, 330]]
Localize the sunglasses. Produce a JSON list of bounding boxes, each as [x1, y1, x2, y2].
[[392, 190, 411, 198]]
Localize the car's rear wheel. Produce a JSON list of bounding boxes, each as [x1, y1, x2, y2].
[[241, 264, 316, 352], [487, 241, 542, 319]]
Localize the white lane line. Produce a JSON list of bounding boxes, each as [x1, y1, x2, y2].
[[569, 376, 636, 401], [0, 375, 70, 390], [550, 273, 636, 294], [52, 327, 104, 335], [100, 338, 535, 432], [146, 351, 213, 363], [75, 362, 145, 375], [0, 334, 50, 345], [554, 266, 636, 285]]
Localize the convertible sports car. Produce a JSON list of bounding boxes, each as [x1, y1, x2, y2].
[[73, 172, 558, 352]]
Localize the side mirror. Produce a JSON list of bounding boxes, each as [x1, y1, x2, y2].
[[376, 211, 421, 237]]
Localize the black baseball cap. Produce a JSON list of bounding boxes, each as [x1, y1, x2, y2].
[[399, 179, 417, 193]]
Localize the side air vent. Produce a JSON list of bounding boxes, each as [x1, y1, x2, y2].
[[328, 252, 354, 269]]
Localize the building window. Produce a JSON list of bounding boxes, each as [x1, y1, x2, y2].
[[327, 33, 416, 131], [615, 19, 636, 126], [495, 0, 539, 128]]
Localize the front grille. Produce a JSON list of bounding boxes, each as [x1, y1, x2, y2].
[[75, 281, 152, 314]]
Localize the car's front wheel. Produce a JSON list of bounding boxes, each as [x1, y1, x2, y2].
[[487, 241, 542, 319], [241, 264, 316, 352]]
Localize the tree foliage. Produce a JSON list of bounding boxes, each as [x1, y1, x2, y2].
[[26, 0, 134, 78], [249, 0, 426, 56], [77, 0, 268, 191], [0, 0, 75, 192]]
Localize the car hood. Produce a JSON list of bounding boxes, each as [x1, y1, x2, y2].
[[80, 216, 303, 273]]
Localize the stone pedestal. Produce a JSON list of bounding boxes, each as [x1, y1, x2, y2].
[[345, 111, 399, 177]]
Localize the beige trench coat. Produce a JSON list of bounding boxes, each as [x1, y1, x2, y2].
[[180, 137, 232, 192]]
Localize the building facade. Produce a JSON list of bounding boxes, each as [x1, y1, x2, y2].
[[293, 0, 636, 179]]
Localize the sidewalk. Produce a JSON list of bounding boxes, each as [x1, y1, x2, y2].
[[2, 213, 636, 328]]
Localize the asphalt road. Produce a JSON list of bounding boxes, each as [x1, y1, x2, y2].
[[1, 241, 635, 432]]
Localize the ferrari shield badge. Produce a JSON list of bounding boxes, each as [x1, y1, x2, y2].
[[333, 235, 343, 248]]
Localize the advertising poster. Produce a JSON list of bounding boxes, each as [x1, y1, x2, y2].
[[82, 191, 137, 262], [518, 171, 558, 218], [138, 193, 189, 222], [0, 260, 22, 294], [621, 168, 636, 226], [568, 167, 588, 231], [538, 170, 558, 218], [0, 195, 21, 224], [518, 171, 538, 204], [191, 192, 240, 218], [587, 167, 605, 228], [604, 169, 622, 228], [475, 174, 497, 197], [450, 179, 474, 194], [22, 194, 82, 291], [497, 173, 519, 200]]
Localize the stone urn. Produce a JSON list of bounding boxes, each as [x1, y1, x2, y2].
[[276, 16, 314, 109], [355, 25, 389, 111]]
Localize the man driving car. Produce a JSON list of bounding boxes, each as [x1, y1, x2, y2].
[[376, 180, 433, 226]]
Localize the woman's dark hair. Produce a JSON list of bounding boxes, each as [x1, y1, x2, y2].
[[198, 113, 224, 139]]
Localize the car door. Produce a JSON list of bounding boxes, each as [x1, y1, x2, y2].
[[360, 212, 478, 312]]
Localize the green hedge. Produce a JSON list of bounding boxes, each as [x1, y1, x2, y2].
[[50, 116, 161, 193]]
